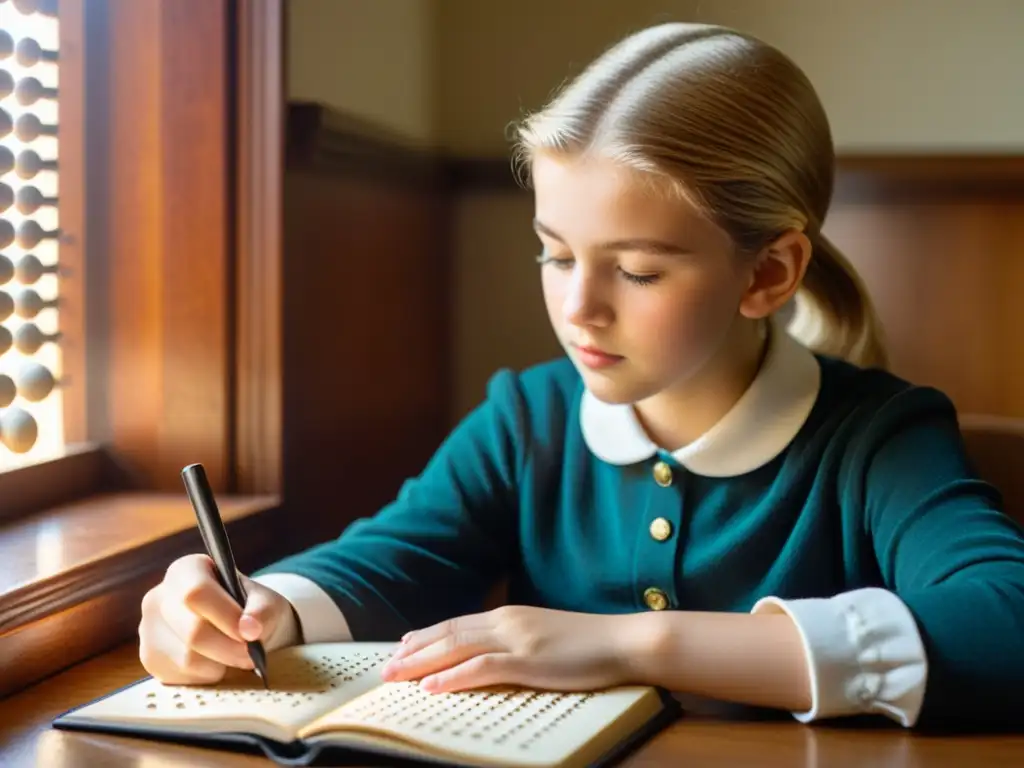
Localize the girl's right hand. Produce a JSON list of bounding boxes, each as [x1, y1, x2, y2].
[[138, 553, 297, 685]]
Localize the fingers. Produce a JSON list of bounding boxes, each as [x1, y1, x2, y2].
[[237, 575, 283, 642], [420, 653, 524, 694], [168, 555, 245, 642], [382, 629, 499, 682], [161, 595, 255, 670], [138, 554, 273, 686], [139, 586, 228, 685], [395, 611, 495, 662]]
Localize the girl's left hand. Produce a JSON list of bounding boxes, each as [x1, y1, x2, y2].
[[379, 605, 649, 694]]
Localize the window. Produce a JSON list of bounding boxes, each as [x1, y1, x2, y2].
[[0, 0, 280, 521], [0, 0, 285, 698], [0, 0, 66, 472]]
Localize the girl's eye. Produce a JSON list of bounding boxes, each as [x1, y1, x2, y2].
[[536, 254, 661, 286], [535, 254, 574, 270], [618, 267, 660, 286]]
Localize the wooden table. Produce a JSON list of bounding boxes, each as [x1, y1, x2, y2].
[[3, 642, 1023, 767]]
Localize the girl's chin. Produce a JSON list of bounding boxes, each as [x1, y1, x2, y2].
[[577, 368, 658, 406]]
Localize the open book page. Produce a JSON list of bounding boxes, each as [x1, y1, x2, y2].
[[299, 681, 665, 768], [60, 643, 398, 744]]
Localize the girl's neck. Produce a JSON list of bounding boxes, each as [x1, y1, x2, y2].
[[633, 319, 769, 452]]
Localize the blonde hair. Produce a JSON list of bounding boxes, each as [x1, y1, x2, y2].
[[512, 23, 887, 369]]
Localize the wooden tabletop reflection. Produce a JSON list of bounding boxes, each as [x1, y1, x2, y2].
[[3, 642, 1023, 767]]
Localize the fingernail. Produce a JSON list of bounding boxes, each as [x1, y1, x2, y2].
[[239, 614, 262, 641]]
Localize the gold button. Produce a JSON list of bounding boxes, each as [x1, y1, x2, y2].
[[649, 517, 672, 541], [653, 461, 673, 487], [643, 587, 669, 611]]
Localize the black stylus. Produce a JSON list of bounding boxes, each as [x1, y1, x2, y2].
[[181, 463, 270, 688]]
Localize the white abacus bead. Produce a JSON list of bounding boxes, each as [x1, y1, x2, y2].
[[0, 407, 37, 453], [0, 374, 14, 408], [14, 288, 47, 318], [15, 360, 54, 401], [14, 323, 49, 354], [14, 254, 46, 284], [14, 113, 47, 142], [13, 0, 59, 17]]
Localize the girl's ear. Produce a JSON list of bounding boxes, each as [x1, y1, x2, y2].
[[738, 229, 812, 320]]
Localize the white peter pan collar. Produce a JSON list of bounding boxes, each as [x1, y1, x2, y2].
[[579, 320, 822, 477]]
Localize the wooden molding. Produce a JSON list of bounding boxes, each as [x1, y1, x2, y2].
[[834, 154, 1024, 203], [443, 155, 523, 192], [0, 578, 152, 700], [233, 0, 284, 495], [438, 153, 1024, 202], [286, 101, 445, 188]]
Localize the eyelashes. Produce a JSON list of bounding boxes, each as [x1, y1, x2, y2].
[[618, 269, 660, 286], [534, 254, 661, 286]]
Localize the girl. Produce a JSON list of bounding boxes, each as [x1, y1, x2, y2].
[[139, 22, 1024, 730]]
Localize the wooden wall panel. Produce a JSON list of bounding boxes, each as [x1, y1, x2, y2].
[[828, 157, 1024, 418], [281, 106, 452, 548]]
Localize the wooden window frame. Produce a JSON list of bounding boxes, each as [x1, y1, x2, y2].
[[0, 0, 286, 697], [0, 0, 282, 519]]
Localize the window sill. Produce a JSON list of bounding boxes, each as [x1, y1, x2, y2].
[[0, 490, 284, 699], [0, 444, 121, 525]]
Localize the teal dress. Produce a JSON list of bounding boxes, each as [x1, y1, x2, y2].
[[254, 329, 1024, 731]]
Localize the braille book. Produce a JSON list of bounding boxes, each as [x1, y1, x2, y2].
[[51, 642, 681, 767]]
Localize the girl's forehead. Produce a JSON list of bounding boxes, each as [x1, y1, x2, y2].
[[531, 153, 722, 246]]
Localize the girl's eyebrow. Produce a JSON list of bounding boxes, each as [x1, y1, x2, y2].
[[532, 218, 693, 256]]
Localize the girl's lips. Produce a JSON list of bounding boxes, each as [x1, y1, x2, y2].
[[574, 345, 624, 369]]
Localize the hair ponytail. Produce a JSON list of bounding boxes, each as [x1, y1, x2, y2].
[[786, 232, 888, 369]]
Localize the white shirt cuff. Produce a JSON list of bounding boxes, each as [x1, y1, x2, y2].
[[251, 573, 354, 647], [752, 587, 928, 727]]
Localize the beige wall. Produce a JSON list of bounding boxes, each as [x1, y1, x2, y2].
[[436, 0, 1024, 155], [287, 0, 1024, 151], [288, 0, 435, 144]]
